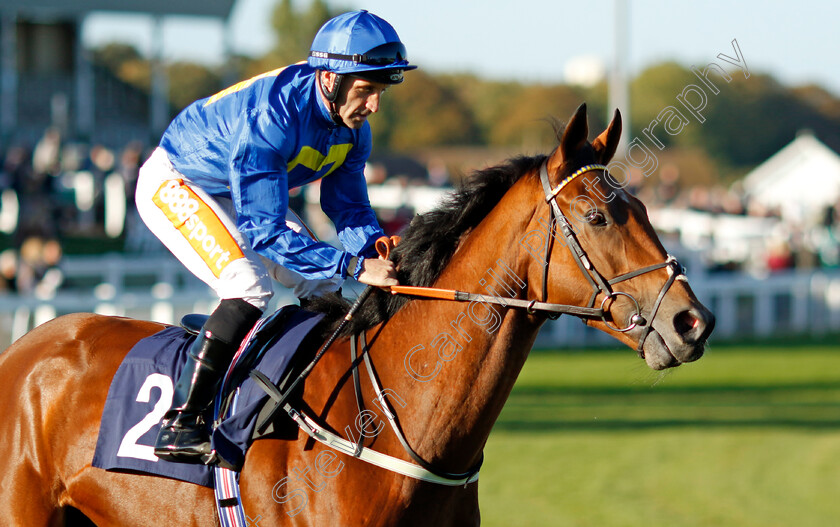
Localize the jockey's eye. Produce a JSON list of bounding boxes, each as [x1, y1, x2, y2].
[[586, 210, 607, 227]]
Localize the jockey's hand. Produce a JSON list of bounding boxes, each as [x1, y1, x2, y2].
[[356, 257, 398, 287]]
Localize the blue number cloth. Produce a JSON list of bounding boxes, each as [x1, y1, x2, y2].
[[92, 307, 325, 487]]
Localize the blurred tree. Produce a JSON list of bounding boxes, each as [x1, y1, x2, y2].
[[368, 69, 480, 150], [92, 43, 223, 113], [486, 83, 597, 149], [630, 62, 840, 176], [271, 0, 331, 64], [93, 43, 151, 92], [247, 0, 338, 76], [93, 25, 840, 180], [93, 43, 143, 73], [629, 61, 698, 149], [438, 74, 520, 144], [704, 74, 840, 168], [440, 74, 603, 150], [792, 84, 840, 122], [166, 62, 223, 111]]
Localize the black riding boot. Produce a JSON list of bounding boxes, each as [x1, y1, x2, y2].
[[153, 331, 238, 463], [154, 298, 262, 464]]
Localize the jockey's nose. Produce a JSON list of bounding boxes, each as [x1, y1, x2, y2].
[[367, 93, 381, 113]]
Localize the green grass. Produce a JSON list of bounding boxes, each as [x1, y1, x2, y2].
[[478, 343, 840, 527]]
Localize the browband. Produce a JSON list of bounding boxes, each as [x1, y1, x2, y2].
[[547, 164, 608, 200]]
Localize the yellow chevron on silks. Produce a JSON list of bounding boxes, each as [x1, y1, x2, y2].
[[287, 144, 354, 178]]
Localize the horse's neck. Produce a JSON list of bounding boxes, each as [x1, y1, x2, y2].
[[374, 177, 543, 470]]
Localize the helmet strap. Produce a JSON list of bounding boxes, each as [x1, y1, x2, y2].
[[319, 71, 347, 127]]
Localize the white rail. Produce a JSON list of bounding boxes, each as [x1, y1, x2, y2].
[[536, 268, 840, 348], [1, 255, 838, 350]]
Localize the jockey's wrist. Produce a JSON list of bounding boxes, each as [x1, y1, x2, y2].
[[346, 256, 365, 280]]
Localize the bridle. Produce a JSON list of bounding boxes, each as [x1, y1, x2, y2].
[[537, 161, 684, 355], [386, 161, 686, 355], [252, 161, 688, 487]]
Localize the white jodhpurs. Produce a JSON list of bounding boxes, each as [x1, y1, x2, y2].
[[135, 147, 342, 311]]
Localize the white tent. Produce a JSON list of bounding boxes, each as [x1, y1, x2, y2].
[[742, 132, 840, 223]]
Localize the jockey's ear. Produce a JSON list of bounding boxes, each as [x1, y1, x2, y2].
[[592, 108, 622, 164], [320, 71, 336, 92]]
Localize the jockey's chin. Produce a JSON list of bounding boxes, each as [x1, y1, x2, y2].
[[345, 113, 369, 129]]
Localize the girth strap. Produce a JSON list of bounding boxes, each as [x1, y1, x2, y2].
[[248, 368, 480, 487], [357, 331, 484, 482]]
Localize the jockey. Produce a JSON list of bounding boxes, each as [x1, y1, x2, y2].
[[135, 10, 415, 464]]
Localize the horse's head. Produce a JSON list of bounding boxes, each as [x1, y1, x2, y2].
[[530, 103, 714, 369]]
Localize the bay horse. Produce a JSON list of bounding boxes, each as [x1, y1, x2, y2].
[[0, 104, 713, 526]]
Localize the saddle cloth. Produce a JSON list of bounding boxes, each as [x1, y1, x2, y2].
[[92, 306, 324, 487]]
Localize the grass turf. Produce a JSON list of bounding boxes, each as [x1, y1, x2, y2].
[[477, 343, 840, 526]]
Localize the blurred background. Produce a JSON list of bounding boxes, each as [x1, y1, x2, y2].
[[0, 1, 838, 525]]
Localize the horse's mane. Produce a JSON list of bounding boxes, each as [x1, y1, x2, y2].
[[308, 153, 548, 336]]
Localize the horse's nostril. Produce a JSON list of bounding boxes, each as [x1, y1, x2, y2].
[[673, 309, 699, 337]]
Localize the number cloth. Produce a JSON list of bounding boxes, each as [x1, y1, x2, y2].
[[92, 307, 325, 485]]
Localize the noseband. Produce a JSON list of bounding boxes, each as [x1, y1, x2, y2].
[[538, 162, 684, 356]]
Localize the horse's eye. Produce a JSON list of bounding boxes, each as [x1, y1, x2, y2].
[[587, 210, 607, 226]]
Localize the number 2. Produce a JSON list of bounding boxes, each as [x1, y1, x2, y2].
[[116, 373, 174, 462]]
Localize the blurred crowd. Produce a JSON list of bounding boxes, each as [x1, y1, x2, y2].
[[0, 127, 148, 296], [633, 163, 840, 274], [1, 128, 839, 300]]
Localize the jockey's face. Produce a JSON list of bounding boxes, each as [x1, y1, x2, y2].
[[322, 72, 388, 129]]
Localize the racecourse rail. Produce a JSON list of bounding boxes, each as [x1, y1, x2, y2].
[[0, 254, 838, 349]]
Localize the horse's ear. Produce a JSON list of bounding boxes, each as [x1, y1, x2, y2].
[[561, 103, 589, 157], [592, 108, 622, 164], [548, 103, 589, 172]]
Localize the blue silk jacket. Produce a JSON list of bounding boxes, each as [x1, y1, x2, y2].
[[159, 62, 383, 281]]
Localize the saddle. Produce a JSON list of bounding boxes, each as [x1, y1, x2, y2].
[[92, 304, 326, 485], [180, 307, 318, 441]]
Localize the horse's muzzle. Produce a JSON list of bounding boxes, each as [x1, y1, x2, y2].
[[643, 302, 715, 370]]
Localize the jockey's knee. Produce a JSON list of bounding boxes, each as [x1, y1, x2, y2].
[[239, 284, 274, 313], [206, 298, 264, 345], [217, 257, 274, 311]]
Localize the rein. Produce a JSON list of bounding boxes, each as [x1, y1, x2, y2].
[[248, 326, 481, 487], [350, 332, 483, 483], [386, 285, 602, 317], [383, 162, 685, 356], [254, 162, 686, 487]]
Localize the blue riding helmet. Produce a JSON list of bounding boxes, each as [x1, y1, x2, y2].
[[309, 10, 417, 86]]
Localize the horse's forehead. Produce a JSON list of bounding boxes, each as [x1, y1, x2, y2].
[[559, 169, 628, 207], [560, 173, 644, 228], [607, 185, 640, 223]]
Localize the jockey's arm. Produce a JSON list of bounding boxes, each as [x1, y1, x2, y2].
[[320, 166, 399, 287]]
